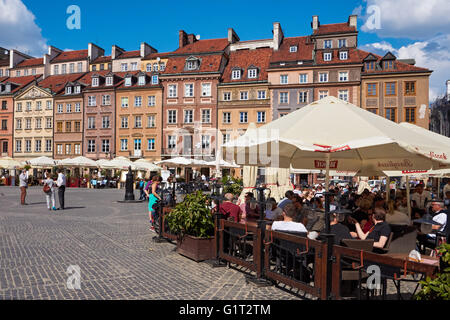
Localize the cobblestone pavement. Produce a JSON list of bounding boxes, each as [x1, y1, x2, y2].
[[0, 187, 303, 300]]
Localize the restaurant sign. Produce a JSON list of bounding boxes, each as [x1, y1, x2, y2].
[[314, 160, 338, 169]]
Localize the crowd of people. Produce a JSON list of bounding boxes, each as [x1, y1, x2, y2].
[[217, 180, 450, 253]]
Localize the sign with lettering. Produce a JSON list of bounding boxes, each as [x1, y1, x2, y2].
[[314, 160, 338, 169]]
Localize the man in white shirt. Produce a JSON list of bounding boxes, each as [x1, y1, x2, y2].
[[443, 180, 450, 197], [428, 200, 447, 239], [56, 169, 67, 210], [271, 203, 308, 234], [411, 184, 431, 211], [19, 169, 29, 205]]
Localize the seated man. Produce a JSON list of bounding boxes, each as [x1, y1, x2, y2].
[[265, 198, 283, 221], [271, 203, 308, 234], [219, 193, 242, 223], [425, 200, 447, 245], [278, 191, 295, 210], [329, 211, 354, 245], [353, 208, 391, 249]]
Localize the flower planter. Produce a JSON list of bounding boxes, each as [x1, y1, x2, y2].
[[176, 235, 215, 262]]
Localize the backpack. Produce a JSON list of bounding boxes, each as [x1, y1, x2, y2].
[[43, 182, 51, 194]]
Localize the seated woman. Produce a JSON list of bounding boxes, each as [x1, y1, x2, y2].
[[386, 199, 411, 225], [353, 208, 391, 249]]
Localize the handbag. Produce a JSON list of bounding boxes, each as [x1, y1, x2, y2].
[[43, 183, 51, 193]]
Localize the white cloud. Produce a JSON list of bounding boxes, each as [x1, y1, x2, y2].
[[361, 35, 450, 102], [358, 0, 450, 39], [0, 0, 47, 56]]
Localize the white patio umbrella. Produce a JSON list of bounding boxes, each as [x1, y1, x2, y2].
[[156, 157, 193, 167], [27, 156, 57, 168], [0, 157, 22, 169], [59, 156, 99, 168], [133, 159, 161, 171], [102, 156, 136, 170], [96, 159, 112, 168]]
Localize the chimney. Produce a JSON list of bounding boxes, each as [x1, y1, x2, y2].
[[312, 15, 320, 31], [179, 30, 188, 48], [273, 22, 284, 51], [111, 45, 124, 60], [88, 43, 104, 62], [43, 54, 50, 79], [48, 46, 62, 60], [9, 50, 26, 68], [187, 34, 196, 44], [228, 28, 240, 44], [140, 42, 157, 57], [348, 15, 357, 30]]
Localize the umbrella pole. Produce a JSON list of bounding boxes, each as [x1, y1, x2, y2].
[[386, 176, 390, 203], [437, 177, 440, 199], [406, 175, 411, 218], [325, 153, 330, 192]]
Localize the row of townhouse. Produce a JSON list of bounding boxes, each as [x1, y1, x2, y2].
[[0, 15, 432, 164]]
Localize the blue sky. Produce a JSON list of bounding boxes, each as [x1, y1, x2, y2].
[[1, 0, 449, 100]]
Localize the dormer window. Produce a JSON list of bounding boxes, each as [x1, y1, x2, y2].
[[339, 51, 348, 60], [248, 68, 257, 79], [324, 40, 332, 49], [146, 63, 151, 72], [151, 75, 158, 85], [138, 75, 146, 86], [232, 69, 241, 80], [125, 76, 132, 86], [153, 63, 158, 72], [106, 76, 113, 86], [160, 62, 166, 71], [92, 77, 99, 87], [338, 39, 347, 48], [75, 85, 81, 94], [384, 60, 394, 70], [66, 86, 72, 94], [186, 60, 198, 70], [290, 46, 297, 53], [365, 61, 375, 71], [324, 52, 332, 61]]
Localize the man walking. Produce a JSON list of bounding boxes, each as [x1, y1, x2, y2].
[[56, 169, 67, 210], [19, 169, 29, 205]]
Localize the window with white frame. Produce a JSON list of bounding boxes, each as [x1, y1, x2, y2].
[[131, 62, 138, 71], [338, 90, 349, 102], [87, 140, 95, 153], [168, 135, 176, 149], [223, 92, 231, 101], [57, 144, 63, 155], [74, 144, 81, 155], [88, 96, 96, 106], [25, 140, 31, 152], [168, 84, 177, 98], [121, 117, 128, 128], [24, 70, 28, 76], [16, 70, 21, 77], [223, 112, 231, 123], [202, 109, 211, 123], [125, 77, 132, 86], [147, 138, 155, 151], [57, 104, 63, 113], [319, 73, 328, 82], [186, 60, 198, 70], [46, 118, 52, 129], [134, 139, 141, 151], [121, 97, 129, 107], [323, 52, 332, 61], [16, 119, 22, 129], [279, 92, 289, 104], [92, 77, 99, 87], [299, 91, 308, 103], [184, 110, 193, 123], [36, 101, 42, 110], [290, 46, 298, 52], [88, 117, 95, 129], [54, 65, 59, 75], [35, 140, 41, 152], [35, 118, 42, 129], [257, 111, 266, 123], [257, 90, 266, 100], [153, 63, 158, 72], [106, 76, 113, 86], [324, 40, 332, 48], [102, 95, 111, 106], [339, 72, 349, 82], [201, 135, 210, 149], [338, 39, 347, 48], [223, 133, 230, 144], [148, 96, 156, 106], [202, 83, 211, 96], [240, 112, 248, 123], [147, 115, 156, 128], [135, 116, 142, 128], [102, 116, 110, 128], [168, 110, 177, 124], [26, 102, 31, 111], [102, 140, 110, 153], [248, 68, 257, 78], [151, 75, 158, 84], [77, 62, 83, 72], [62, 64, 67, 74], [146, 64, 152, 72], [138, 75, 145, 85], [66, 86, 72, 94], [319, 90, 328, 99], [25, 119, 31, 129], [299, 74, 308, 83], [185, 84, 194, 97], [46, 139, 52, 152], [66, 104, 71, 113], [16, 103, 22, 112], [232, 69, 241, 80], [240, 91, 248, 100], [120, 139, 128, 151], [160, 62, 165, 71], [339, 51, 348, 60], [280, 74, 288, 84], [121, 63, 128, 71], [135, 96, 142, 107], [16, 140, 21, 152], [74, 85, 81, 94]]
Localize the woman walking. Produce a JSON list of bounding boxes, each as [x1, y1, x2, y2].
[[145, 176, 162, 231], [44, 174, 57, 211]]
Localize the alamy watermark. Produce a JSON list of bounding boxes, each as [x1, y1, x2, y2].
[[66, 5, 81, 30], [66, 265, 81, 290]]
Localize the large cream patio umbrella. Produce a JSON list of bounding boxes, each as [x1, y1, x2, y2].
[[133, 159, 161, 171], [27, 156, 57, 168], [0, 157, 22, 169], [156, 157, 194, 167], [59, 156, 98, 168], [102, 156, 136, 170]]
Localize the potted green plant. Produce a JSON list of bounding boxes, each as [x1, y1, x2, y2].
[[165, 191, 215, 262], [414, 243, 450, 300]]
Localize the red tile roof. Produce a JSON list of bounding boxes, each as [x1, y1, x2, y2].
[[1, 75, 41, 94], [315, 48, 364, 65], [222, 47, 272, 83], [269, 36, 314, 63], [116, 71, 160, 89], [116, 50, 141, 59], [358, 49, 431, 74], [38, 73, 86, 94], [313, 23, 356, 35], [0, 76, 9, 83], [174, 38, 229, 54], [142, 52, 172, 60], [51, 50, 88, 63], [0, 59, 10, 67], [162, 54, 225, 75], [15, 58, 44, 68], [91, 56, 111, 64]]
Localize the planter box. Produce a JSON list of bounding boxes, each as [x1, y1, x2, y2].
[[176, 235, 215, 262]]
